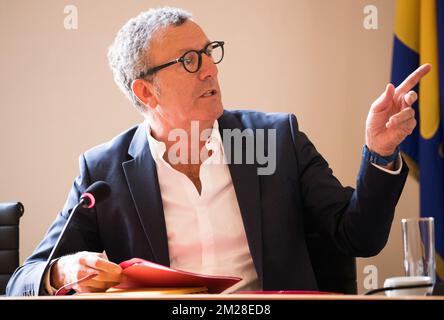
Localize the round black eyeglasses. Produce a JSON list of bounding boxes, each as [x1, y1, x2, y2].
[[138, 41, 225, 78]]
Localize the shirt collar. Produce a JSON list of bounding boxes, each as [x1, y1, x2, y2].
[[145, 120, 223, 163]]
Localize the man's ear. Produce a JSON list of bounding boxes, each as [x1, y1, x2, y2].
[[131, 79, 158, 109]]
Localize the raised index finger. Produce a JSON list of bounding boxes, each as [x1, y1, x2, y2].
[[396, 63, 432, 94]]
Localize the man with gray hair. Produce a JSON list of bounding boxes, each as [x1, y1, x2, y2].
[[7, 7, 429, 295]]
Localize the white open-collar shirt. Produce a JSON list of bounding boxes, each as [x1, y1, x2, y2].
[[146, 120, 260, 292]]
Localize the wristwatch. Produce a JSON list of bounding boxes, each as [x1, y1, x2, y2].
[[362, 145, 400, 166]]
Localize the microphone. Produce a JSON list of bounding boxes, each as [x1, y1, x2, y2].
[[79, 181, 111, 209], [44, 181, 111, 292]]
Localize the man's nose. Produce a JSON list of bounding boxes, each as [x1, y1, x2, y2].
[[198, 54, 218, 80]]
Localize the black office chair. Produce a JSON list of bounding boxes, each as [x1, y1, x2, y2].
[[0, 202, 24, 295], [306, 232, 357, 294]]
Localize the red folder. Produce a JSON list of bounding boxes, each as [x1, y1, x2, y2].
[[115, 258, 242, 294]]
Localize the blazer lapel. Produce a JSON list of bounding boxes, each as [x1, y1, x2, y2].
[[122, 123, 170, 266], [218, 111, 264, 283]]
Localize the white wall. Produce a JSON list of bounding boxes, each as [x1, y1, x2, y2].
[[0, 0, 419, 293]]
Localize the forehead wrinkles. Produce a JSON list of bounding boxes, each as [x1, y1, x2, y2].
[[148, 22, 209, 64]]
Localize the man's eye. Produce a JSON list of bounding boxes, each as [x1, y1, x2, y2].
[[184, 55, 195, 65]]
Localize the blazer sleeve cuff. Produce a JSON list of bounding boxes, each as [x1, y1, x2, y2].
[[43, 258, 60, 295], [370, 155, 403, 175]]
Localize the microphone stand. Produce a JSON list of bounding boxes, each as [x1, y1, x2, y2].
[[46, 200, 86, 263], [39, 199, 87, 295]]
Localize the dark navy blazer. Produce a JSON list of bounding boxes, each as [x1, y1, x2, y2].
[[6, 110, 408, 296]]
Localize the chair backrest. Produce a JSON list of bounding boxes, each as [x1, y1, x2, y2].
[[0, 202, 24, 295], [305, 232, 357, 294]]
